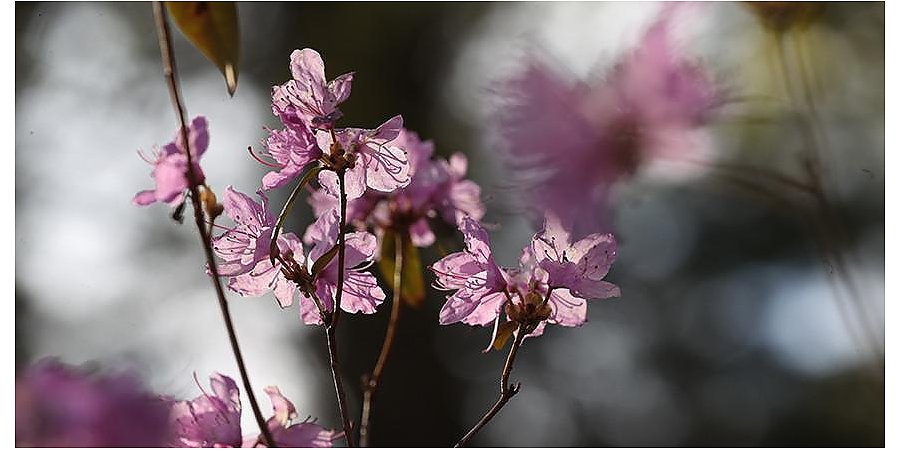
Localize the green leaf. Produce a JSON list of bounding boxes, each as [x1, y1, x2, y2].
[[379, 232, 426, 308], [167, 2, 240, 95], [311, 244, 339, 279]]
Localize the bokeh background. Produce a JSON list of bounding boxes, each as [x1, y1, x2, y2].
[[15, 2, 884, 446]]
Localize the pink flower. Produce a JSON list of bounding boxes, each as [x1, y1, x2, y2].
[[499, 8, 718, 236], [226, 231, 324, 325], [167, 373, 337, 448], [526, 214, 620, 327], [430, 216, 507, 326], [15, 359, 170, 447], [134, 116, 209, 207], [167, 373, 243, 447], [250, 387, 338, 448], [530, 214, 620, 303], [436, 152, 486, 225], [272, 48, 354, 130], [212, 187, 277, 277], [307, 128, 484, 249], [305, 209, 386, 320], [214, 187, 385, 325], [430, 214, 620, 346], [257, 125, 323, 191], [317, 115, 411, 200]]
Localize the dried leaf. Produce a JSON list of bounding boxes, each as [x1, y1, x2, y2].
[[167, 2, 240, 95], [378, 232, 426, 308], [490, 321, 518, 352]]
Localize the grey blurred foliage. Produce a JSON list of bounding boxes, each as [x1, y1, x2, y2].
[[15, 2, 883, 447]]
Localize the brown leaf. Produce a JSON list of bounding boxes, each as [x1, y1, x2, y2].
[[490, 321, 518, 352], [167, 2, 240, 95]]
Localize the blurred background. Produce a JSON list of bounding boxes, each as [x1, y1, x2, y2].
[[15, 2, 884, 446]]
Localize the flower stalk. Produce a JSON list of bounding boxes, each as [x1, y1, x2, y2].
[[773, 32, 883, 366], [327, 168, 356, 447], [359, 230, 406, 447], [454, 322, 528, 448], [151, 2, 275, 447]]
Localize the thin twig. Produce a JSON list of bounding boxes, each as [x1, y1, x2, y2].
[[359, 230, 405, 446], [269, 166, 323, 267], [775, 34, 884, 363], [325, 323, 356, 447], [333, 169, 348, 325], [324, 168, 356, 447], [151, 2, 275, 446], [454, 324, 527, 448]]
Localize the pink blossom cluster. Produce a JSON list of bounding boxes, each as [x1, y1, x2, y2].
[[430, 215, 620, 348], [211, 48, 425, 324], [498, 8, 720, 236], [307, 127, 485, 248]]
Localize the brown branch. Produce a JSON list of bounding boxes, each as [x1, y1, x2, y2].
[[359, 230, 405, 447], [324, 322, 356, 447], [151, 2, 275, 446], [775, 34, 884, 364], [323, 168, 356, 447], [333, 168, 348, 325], [454, 324, 527, 448]]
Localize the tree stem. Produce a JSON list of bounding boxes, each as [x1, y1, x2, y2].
[[454, 324, 526, 448], [324, 168, 356, 447], [151, 2, 275, 446], [333, 169, 348, 324], [325, 323, 356, 447], [359, 230, 405, 447]]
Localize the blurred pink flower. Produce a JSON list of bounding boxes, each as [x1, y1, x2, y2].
[[133, 116, 209, 208], [15, 359, 170, 447], [499, 8, 718, 236], [167, 373, 337, 448], [167, 373, 242, 447], [272, 48, 354, 130]]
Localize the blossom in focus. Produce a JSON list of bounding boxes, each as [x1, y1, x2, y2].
[[308, 128, 484, 248], [258, 124, 323, 191], [212, 187, 277, 277], [317, 115, 411, 200], [430, 216, 507, 326], [15, 359, 170, 447], [499, 7, 719, 236], [430, 214, 620, 347], [213, 187, 384, 325], [133, 116, 209, 208], [226, 231, 324, 325], [530, 214, 620, 303], [272, 48, 354, 130], [167, 373, 336, 448], [305, 209, 386, 321]]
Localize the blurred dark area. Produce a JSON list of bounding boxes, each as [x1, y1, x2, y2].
[[15, 2, 883, 447]]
